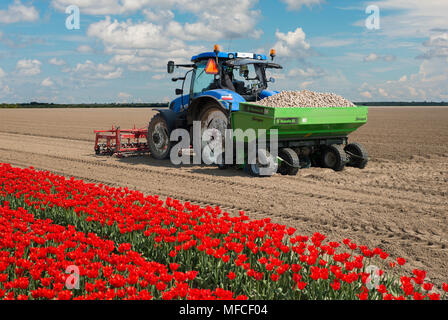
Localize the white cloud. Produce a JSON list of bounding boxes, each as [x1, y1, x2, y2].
[[143, 9, 175, 23], [300, 80, 314, 88], [16, 59, 42, 76], [358, 57, 448, 101], [80, 0, 261, 79], [312, 38, 355, 48], [87, 18, 172, 50], [288, 66, 325, 79], [118, 92, 131, 98], [352, 2, 448, 101], [418, 32, 448, 59], [181, 0, 262, 40], [424, 33, 448, 48], [363, 53, 396, 62], [71, 60, 123, 80], [0, 0, 39, 24], [363, 53, 379, 62], [49, 58, 66, 66], [77, 45, 94, 54], [281, 0, 325, 11], [273, 28, 311, 58], [87, 1, 260, 43], [152, 74, 167, 80], [378, 88, 388, 97], [118, 91, 132, 103], [41, 77, 54, 87], [0, 84, 12, 98], [109, 55, 146, 65], [55, 0, 261, 40], [360, 91, 372, 99], [408, 87, 418, 97], [51, 0, 143, 15], [371, 0, 448, 38], [86, 17, 208, 74], [128, 65, 152, 72], [0, 68, 6, 78], [383, 55, 396, 62]]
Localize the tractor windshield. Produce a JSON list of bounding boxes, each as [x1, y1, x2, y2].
[[223, 59, 283, 101], [192, 61, 217, 96], [192, 58, 282, 101], [226, 63, 261, 95]]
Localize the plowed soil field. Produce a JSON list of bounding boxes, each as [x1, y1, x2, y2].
[[1, 107, 447, 286]]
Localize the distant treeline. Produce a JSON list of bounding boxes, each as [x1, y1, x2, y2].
[[1, 101, 448, 108], [0, 102, 169, 109], [355, 102, 448, 106]]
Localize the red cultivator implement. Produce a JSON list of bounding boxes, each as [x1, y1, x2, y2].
[[94, 126, 149, 157]]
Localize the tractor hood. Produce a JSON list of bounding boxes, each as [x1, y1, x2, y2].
[[196, 89, 280, 111], [199, 89, 246, 111], [170, 89, 280, 113]]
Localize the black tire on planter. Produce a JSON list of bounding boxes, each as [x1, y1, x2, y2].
[[278, 148, 300, 176], [345, 142, 368, 169], [147, 114, 172, 160], [246, 149, 277, 177], [321, 144, 348, 172], [294, 147, 312, 169]]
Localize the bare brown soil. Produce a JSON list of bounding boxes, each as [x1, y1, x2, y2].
[[0, 107, 447, 287]]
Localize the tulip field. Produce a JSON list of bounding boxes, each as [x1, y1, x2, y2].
[[0, 162, 446, 300]]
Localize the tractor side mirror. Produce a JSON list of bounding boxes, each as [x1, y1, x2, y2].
[[175, 89, 183, 95], [269, 77, 276, 83], [167, 61, 175, 74]]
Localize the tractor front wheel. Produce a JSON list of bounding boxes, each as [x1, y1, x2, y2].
[[148, 114, 172, 160], [198, 104, 229, 164]]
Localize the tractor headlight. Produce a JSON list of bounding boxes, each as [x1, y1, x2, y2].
[[228, 53, 235, 59]]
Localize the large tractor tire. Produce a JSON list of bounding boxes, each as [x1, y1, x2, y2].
[[345, 142, 368, 169], [278, 148, 300, 176], [147, 114, 172, 160], [321, 144, 348, 172], [198, 103, 229, 164]]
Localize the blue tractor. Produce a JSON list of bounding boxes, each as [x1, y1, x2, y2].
[[147, 45, 283, 160]]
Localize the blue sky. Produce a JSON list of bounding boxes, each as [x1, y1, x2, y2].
[[0, 0, 447, 103]]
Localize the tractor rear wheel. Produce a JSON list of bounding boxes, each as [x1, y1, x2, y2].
[[345, 142, 368, 169], [148, 114, 172, 160], [198, 104, 229, 164], [278, 148, 300, 176], [321, 144, 348, 172]]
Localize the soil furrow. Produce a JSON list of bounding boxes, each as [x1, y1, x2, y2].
[[1, 107, 447, 286]]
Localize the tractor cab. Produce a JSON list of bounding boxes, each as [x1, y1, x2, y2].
[[189, 51, 283, 102], [167, 46, 283, 112]]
